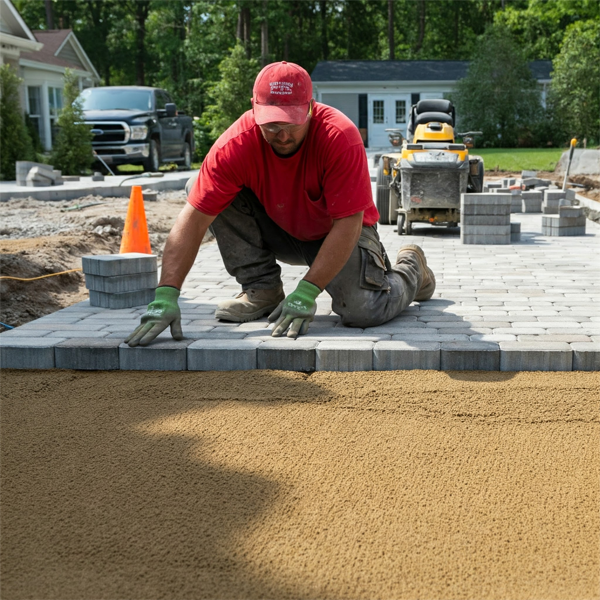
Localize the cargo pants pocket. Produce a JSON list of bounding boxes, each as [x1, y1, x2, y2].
[[357, 226, 391, 291]]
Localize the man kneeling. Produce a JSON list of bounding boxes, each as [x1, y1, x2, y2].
[[126, 61, 435, 347]]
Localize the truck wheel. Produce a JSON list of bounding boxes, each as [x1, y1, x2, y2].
[[376, 158, 392, 225], [182, 142, 192, 169], [144, 139, 161, 172]]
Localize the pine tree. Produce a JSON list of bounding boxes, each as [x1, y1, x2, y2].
[[452, 26, 542, 148], [548, 20, 600, 145], [203, 43, 260, 141], [50, 69, 93, 174], [0, 65, 35, 181]]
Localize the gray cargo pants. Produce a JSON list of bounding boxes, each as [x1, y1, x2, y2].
[[187, 183, 424, 328]]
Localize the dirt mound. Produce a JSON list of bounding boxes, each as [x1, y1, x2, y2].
[[489, 171, 600, 203], [0, 234, 120, 328], [0, 191, 189, 330]]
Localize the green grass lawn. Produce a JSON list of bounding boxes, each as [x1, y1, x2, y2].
[[115, 162, 202, 173], [475, 148, 564, 173], [114, 149, 564, 175]]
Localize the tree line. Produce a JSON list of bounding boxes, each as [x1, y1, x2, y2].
[[5, 0, 599, 167]]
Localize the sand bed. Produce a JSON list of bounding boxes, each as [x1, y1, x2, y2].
[[1, 369, 598, 599]]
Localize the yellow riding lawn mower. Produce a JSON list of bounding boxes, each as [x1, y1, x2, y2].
[[375, 99, 484, 235]]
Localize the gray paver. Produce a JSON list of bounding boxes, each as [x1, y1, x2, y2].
[[518, 334, 591, 343], [47, 330, 109, 338], [440, 342, 500, 370], [499, 342, 572, 371], [17, 321, 106, 331], [461, 234, 511, 245], [316, 341, 374, 371], [570, 343, 600, 371], [392, 333, 470, 342], [461, 204, 511, 216], [0, 337, 65, 369], [461, 193, 512, 205], [258, 339, 318, 371], [85, 271, 158, 293], [82, 253, 157, 276], [373, 341, 440, 370], [461, 225, 512, 235], [187, 339, 262, 370], [55, 338, 122, 370], [89, 289, 156, 309], [0, 329, 53, 337], [460, 215, 511, 226], [119, 340, 193, 371]]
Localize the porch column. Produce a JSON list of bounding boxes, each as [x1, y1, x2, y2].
[[41, 81, 51, 152]]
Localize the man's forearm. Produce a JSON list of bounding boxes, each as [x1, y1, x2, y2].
[[158, 203, 216, 289], [304, 212, 363, 290]]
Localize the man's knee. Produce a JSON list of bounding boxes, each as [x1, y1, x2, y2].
[[185, 173, 199, 197], [334, 292, 390, 328]]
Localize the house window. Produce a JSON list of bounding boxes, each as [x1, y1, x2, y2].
[[27, 86, 44, 146], [395, 100, 406, 124], [48, 86, 63, 145], [372, 100, 384, 124]]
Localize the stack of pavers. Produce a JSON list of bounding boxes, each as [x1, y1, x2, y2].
[[460, 193, 512, 245], [15, 161, 62, 187], [490, 177, 523, 214], [521, 189, 543, 213], [542, 201, 587, 237], [82, 253, 158, 309], [542, 189, 566, 214]]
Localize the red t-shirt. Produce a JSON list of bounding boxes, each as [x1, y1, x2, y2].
[[187, 102, 379, 241]]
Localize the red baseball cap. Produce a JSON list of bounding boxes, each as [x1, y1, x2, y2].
[[253, 61, 313, 126]]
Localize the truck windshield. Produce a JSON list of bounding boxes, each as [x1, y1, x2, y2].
[[80, 88, 152, 111]]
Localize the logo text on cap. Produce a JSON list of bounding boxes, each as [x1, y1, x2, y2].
[[270, 81, 294, 95]]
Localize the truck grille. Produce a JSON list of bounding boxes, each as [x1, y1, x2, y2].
[[89, 122, 129, 144]]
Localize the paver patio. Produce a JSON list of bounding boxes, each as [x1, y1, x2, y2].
[[2, 208, 599, 371]]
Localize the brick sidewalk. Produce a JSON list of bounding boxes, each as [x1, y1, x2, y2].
[[1, 213, 599, 371]]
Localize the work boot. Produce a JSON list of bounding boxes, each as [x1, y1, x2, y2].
[[396, 244, 436, 301], [215, 286, 285, 323]]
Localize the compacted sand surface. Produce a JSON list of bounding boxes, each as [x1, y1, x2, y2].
[[1, 369, 598, 600]]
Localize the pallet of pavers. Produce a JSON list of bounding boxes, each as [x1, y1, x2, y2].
[[542, 205, 587, 237], [460, 193, 512, 244], [82, 253, 158, 309]]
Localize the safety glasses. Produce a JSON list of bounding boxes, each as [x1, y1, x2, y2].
[[260, 103, 313, 135]]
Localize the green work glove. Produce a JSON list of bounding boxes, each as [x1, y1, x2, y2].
[[268, 280, 321, 339], [125, 286, 184, 347]]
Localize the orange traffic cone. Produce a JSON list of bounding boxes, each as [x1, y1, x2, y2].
[[120, 185, 152, 254]]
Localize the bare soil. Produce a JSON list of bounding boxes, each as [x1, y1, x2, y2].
[[1, 369, 598, 599], [497, 171, 600, 202], [0, 191, 188, 329]]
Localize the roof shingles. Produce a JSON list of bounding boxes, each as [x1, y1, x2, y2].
[[19, 29, 83, 70], [311, 60, 552, 82]]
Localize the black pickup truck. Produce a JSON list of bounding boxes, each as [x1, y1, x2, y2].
[[79, 86, 194, 172]]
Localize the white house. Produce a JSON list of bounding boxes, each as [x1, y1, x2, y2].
[[311, 60, 552, 148], [0, 0, 99, 151]]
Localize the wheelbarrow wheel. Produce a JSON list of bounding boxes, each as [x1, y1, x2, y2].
[[397, 212, 404, 235]]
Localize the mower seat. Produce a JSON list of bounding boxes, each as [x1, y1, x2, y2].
[[407, 99, 456, 141]]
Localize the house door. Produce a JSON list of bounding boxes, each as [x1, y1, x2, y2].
[[367, 94, 411, 147]]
